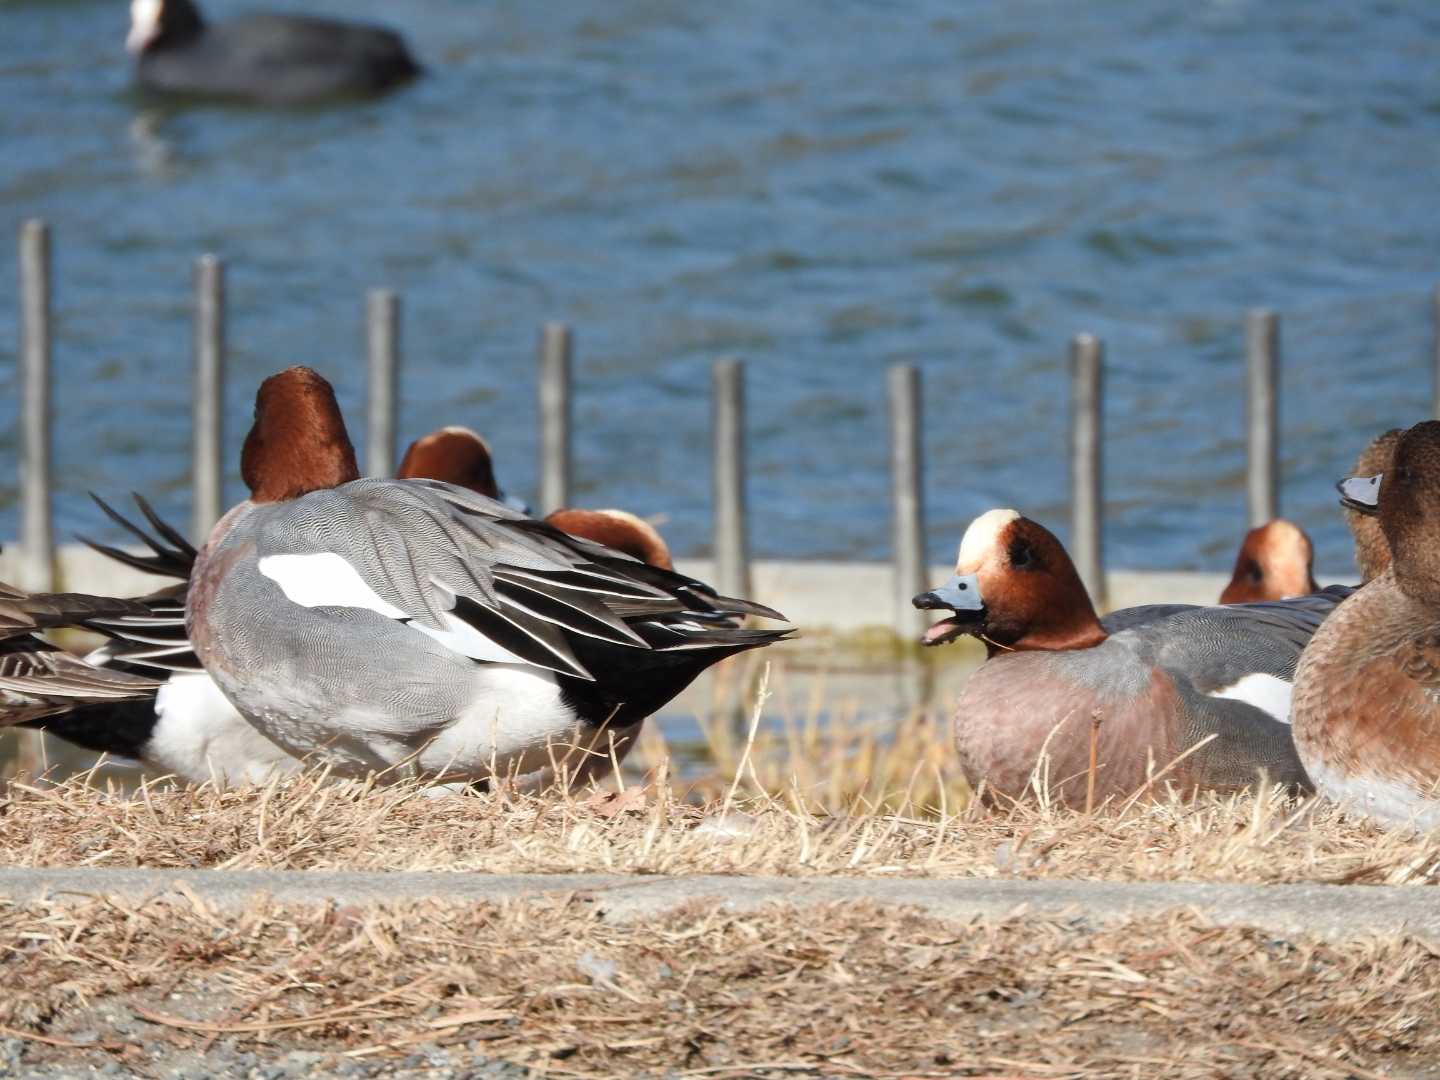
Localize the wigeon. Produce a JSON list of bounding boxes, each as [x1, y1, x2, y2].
[[913, 509, 1345, 804], [184, 367, 790, 783], [545, 509, 675, 572], [1292, 421, 1440, 829], [396, 426, 530, 513], [1343, 427, 1401, 584], [62, 426, 680, 786], [1219, 519, 1319, 604]]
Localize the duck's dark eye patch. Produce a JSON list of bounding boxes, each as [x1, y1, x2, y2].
[[1008, 537, 1037, 569], [1242, 559, 1262, 584]]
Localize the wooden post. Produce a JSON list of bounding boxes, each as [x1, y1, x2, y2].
[[192, 255, 225, 543], [18, 220, 53, 593], [366, 289, 400, 478], [13, 220, 53, 779], [538, 322, 573, 514], [712, 358, 750, 600], [1069, 334, 1105, 609], [888, 364, 927, 638], [1246, 308, 1279, 525]]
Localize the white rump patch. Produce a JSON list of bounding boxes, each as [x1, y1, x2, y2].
[[128, 0, 163, 53], [957, 508, 1021, 569], [1206, 672, 1293, 725], [259, 553, 408, 618]]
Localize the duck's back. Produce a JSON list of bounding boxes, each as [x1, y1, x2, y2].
[[138, 14, 420, 103]]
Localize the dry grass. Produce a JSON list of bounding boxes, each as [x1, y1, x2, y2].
[[0, 661, 1437, 884], [3, 764, 1440, 885], [4, 894, 1440, 1077]]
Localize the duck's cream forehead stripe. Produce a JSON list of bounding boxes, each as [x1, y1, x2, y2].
[[956, 508, 1021, 568]]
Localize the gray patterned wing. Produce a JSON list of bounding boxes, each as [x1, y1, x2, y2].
[[1101, 604, 1197, 635], [1143, 587, 1351, 690], [253, 479, 788, 681]]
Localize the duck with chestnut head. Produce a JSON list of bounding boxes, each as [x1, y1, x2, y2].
[[915, 509, 1345, 805]]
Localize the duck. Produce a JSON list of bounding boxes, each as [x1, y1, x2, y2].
[[1343, 428, 1401, 584], [0, 579, 219, 778], [7, 498, 306, 787], [913, 509, 1346, 805], [1219, 519, 1319, 604], [544, 509, 675, 573], [0, 582, 164, 735], [396, 427, 530, 513], [1291, 421, 1440, 830], [395, 425, 675, 573], [184, 366, 790, 784], [126, 0, 421, 105], [57, 421, 691, 787]]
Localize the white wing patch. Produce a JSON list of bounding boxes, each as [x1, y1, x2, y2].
[[1207, 672, 1293, 725], [259, 553, 407, 618], [260, 554, 529, 665]]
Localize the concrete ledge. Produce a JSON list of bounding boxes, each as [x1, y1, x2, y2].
[[1, 868, 1435, 941]]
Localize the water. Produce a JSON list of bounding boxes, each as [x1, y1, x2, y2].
[[2, 0, 1438, 573]]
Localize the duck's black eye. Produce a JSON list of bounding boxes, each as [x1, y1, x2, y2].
[[1396, 465, 1412, 484], [1009, 538, 1036, 569]]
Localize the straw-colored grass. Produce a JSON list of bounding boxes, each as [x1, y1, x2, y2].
[[1, 661, 1437, 883], [3, 895, 1439, 1077], [2, 759, 1438, 884]]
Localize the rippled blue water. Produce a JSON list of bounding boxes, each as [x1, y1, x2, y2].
[[2, 0, 1438, 573]]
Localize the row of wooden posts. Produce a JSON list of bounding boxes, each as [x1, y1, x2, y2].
[[14, 219, 1436, 630]]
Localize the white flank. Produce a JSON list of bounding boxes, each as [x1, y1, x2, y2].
[[1304, 756, 1440, 832], [1206, 672, 1293, 725], [957, 508, 1021, 569], [417, 665, 583, 777], [151, 673, 302, 786], [127, 0, 163, 53], [1339, 473, 1382, 508], [258, 553, 408, 618]]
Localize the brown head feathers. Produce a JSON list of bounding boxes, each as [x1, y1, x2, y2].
[[240, 367, 360, 503]]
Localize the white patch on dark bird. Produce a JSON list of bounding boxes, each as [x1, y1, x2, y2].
[[1206, 672, 1293, 725], [128, 0, 163, 53]]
